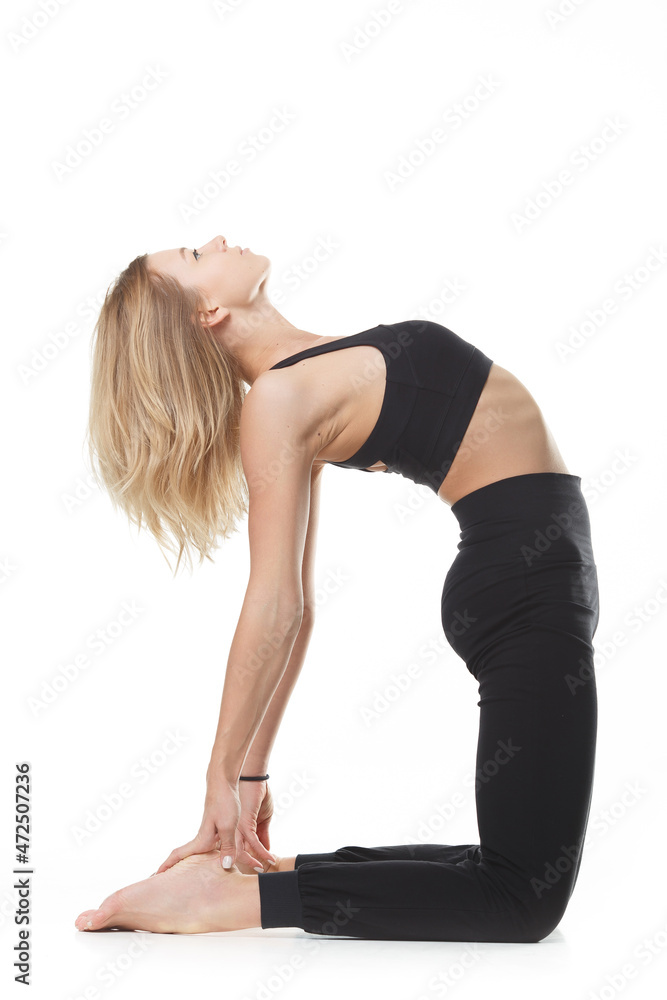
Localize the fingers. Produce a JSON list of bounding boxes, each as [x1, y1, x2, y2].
[[155, 847, 190, 875], [217, 828, 243, 870], [256, 821, 271, 850], [155, 832, 215, 874], [236, 832, 278, 872]]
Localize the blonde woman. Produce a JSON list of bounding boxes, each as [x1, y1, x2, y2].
[[76, 235, 599, 941]]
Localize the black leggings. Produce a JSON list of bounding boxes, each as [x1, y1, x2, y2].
[[258, 473, 600, 941]]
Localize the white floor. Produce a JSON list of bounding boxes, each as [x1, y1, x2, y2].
[[4, 844, 665, 1000]]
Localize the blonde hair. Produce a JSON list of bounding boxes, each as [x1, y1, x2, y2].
[[85, 254, 249, 576]]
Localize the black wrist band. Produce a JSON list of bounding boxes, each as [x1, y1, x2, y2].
[[239, 773, 269, 781]]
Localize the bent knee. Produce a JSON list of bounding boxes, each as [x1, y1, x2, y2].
[[513, 894, 570, 943]]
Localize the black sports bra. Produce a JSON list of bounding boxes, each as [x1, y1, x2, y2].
[[268, 320, 494, 495]]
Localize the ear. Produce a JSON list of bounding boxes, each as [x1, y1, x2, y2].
[[196, 304, 231, 328]]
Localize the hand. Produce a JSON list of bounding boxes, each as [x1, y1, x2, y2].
[[236, 779, 276, 872], [155, 779, 253, 874]]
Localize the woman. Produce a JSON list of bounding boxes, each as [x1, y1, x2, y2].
[[76, 235, 599, 941]]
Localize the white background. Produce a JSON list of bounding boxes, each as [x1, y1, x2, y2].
[[3, 0, 667, 997]]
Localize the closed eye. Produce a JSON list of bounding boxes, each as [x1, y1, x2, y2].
[[192, 248, 201, 260]]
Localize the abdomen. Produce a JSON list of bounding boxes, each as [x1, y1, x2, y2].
[[437, 364, 570, 506]]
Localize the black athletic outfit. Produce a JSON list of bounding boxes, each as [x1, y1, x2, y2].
[[257, 320, 599, 942]]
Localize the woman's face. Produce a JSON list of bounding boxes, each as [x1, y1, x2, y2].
[[146, 235, 270, 321]]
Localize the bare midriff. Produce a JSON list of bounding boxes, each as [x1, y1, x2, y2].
[[272, 341, 570, 507], [434, 362, 570, 506]]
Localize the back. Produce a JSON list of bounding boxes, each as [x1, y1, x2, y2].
[[269, 319, 494, 496]]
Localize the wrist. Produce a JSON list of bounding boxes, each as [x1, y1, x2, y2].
[[206, 760, 270, 785], [241, 754, 270, 777], [206, 761, 238, 788]]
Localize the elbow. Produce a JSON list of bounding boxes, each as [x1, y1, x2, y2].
[[300, 601, 316, 623], [278, 602, 305, 629], [244, 590, 304, 626]]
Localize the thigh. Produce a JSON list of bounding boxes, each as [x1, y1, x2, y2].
[[472, 624, 597, 902], [441, 496, 599, 910]]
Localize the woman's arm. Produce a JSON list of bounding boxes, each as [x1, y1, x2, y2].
[[206, 599, 304, 782], [239, 612, 315, 774], [238, 463, 323, 774], [207, 381, 323, 784], [156, 386, 325, 871]]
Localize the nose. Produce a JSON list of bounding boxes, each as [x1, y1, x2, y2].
[[199, 236, 227, 253]]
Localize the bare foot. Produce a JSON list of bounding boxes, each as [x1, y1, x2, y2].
[[74, 850, 260, 934]]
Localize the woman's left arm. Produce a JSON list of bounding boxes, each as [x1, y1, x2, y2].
[[221, 462, 324, 779], [207, 594, 305, 784], [156, 377, 321, 871]]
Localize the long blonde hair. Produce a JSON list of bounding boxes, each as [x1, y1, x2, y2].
[[85, 254, 249, 576]]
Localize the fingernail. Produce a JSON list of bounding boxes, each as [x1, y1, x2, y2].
[[253, 866, 264, 873], [222, 855, 233, 869]]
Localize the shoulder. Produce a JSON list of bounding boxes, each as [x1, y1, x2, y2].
[[241, 367, 316, 428], [239, 370, 322, 491]]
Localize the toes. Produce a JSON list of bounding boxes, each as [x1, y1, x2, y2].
[[75, 908, 110, 931]]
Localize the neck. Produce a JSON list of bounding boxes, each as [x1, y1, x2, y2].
[[211, 287, 320, 385]]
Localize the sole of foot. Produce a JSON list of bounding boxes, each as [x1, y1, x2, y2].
[[74, 850, 257, 934]]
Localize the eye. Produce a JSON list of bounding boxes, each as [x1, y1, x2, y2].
[[192, 248, 201, 260]]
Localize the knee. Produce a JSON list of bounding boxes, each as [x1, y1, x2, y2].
[[514, 893, 570, 943]]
